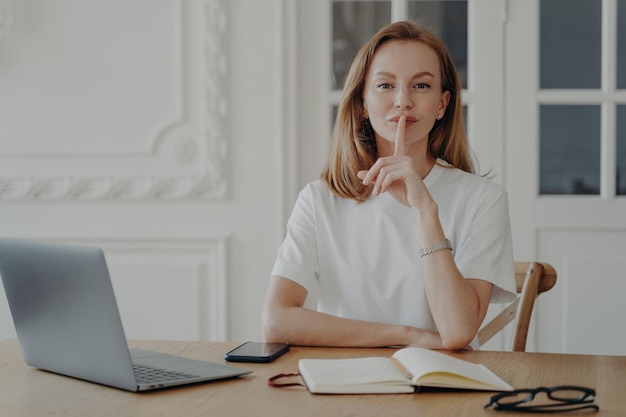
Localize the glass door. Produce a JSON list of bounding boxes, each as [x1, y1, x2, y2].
[[507, 0, 626, 354]]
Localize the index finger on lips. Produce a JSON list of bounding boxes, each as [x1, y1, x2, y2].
[[393, 115, 406, 157]]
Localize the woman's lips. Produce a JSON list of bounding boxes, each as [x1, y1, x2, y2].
[[389, 116, 417, 126]]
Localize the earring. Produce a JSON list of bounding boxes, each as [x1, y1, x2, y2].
[[437, 114, 442, 120]]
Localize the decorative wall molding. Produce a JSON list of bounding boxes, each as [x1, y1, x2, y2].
[[0, 0, 229, 200], [72, 237, 228, 342], [203, 0, 229, 186], [0, 237, 230, 341], [0, 175, 224, 200]]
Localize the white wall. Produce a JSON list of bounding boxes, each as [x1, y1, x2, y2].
[[0, 0, 286, 342], [225, 0, 285, 340]]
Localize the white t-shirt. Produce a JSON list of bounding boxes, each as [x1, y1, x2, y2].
[[271, 160, 516, 336]]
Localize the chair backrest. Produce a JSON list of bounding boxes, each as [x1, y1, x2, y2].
[[478, 261, 557, 351]]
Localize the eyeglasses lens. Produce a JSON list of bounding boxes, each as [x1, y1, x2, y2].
[[549, 387, 590, 402], [496, 390, 535, 406]]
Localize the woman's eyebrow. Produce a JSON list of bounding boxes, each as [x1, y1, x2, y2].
[[372, 71, 435, 79]]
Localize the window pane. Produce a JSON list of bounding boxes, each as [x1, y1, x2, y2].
[[408, 0, 468, 89], [618, 106, 626, 195], [619, 0, 626, 89], [332, 1, 391, 90], [540, 105, 601, 195], [540, 0, 601, 89]]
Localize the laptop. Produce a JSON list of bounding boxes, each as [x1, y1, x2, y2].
[[0, 237, 252, 392]]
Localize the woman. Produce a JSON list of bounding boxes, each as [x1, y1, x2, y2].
[[262, 21, 515, 350]]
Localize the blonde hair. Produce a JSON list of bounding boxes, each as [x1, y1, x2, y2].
[[321, 21, 474, 202]]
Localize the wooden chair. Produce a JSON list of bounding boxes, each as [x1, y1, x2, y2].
[[478, 261, 557, 352]]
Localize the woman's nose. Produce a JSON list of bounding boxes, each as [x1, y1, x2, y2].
[[394, 89, 413, 109]]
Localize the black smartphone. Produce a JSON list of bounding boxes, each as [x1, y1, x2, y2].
[[224, 342, 290, 363]]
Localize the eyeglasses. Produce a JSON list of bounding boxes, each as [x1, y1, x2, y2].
[[484, 386, 599, 413]]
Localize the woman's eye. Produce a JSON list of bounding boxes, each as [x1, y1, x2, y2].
[[414, 82, 430, 89], [377, 82, 393, 89]]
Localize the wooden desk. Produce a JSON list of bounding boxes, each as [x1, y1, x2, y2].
[[1, 338, 624, 417]]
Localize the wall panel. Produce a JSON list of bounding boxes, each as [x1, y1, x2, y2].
[[0, 0, 284, 344], [0, 238, 229, 341], [537, 230, 626, 354]]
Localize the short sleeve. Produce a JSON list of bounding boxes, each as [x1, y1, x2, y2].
[[270, 185, 319, 294], [453, 186, 516, 303]]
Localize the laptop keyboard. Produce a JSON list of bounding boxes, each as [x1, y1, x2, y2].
[[132, 364, 200, 384]]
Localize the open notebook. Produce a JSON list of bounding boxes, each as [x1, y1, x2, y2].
[[298, 347, 514, 394], [0, 237, 251, 391]]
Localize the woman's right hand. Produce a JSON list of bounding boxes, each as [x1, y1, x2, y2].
[[357, 116, 436, 210]]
